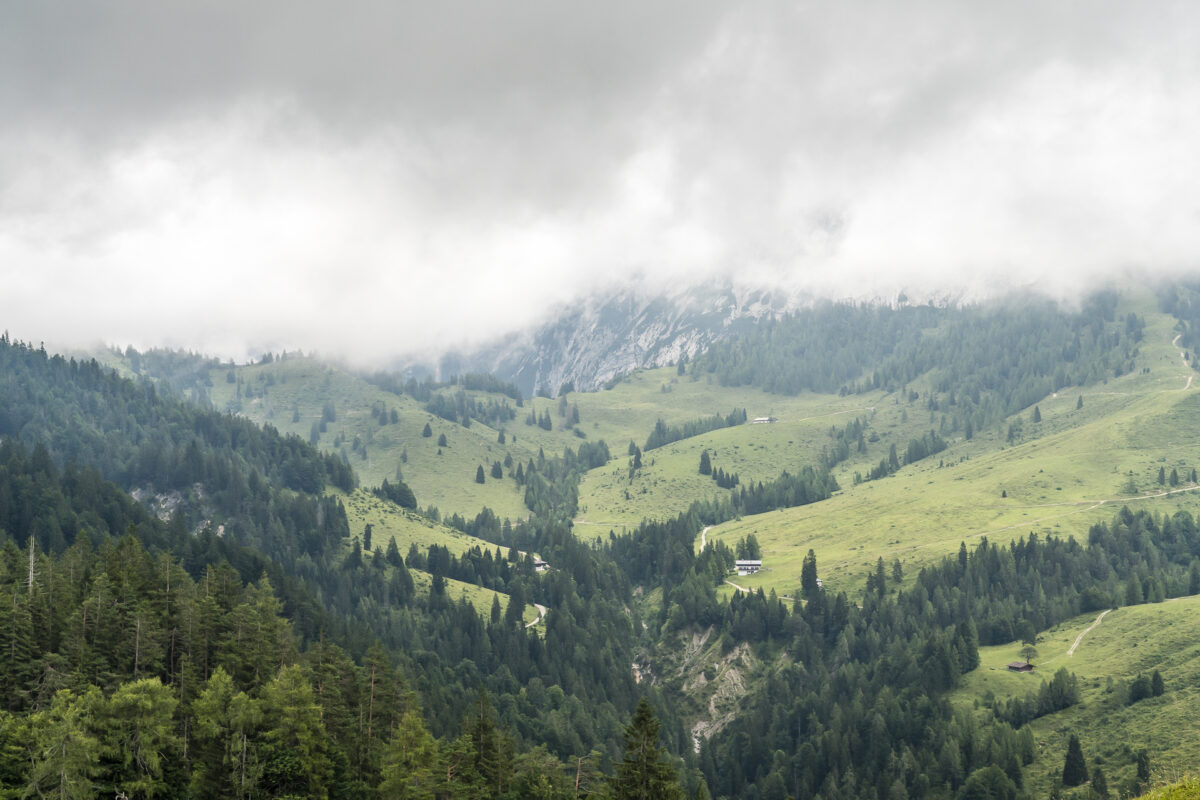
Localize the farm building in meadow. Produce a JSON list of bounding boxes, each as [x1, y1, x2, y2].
[[1006, 661, 1034, 673], [735, 559, 762, 576], [752, 416, 778, 424]]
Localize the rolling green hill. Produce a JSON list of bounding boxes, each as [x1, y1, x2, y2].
[[701, 307, 1200, 596], [955, 595, 1200, 798]]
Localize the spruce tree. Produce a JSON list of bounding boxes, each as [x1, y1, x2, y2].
[[698, 450, 712, 476], [801, 549, 820, 598], [1077, 395, 1084, 410], [611, 698, 684, 800], [421, 422, 432, 438], [1092, 765, 1109, 798], [475, 465, 486, 484], [1062, 733, 1088, 786], [1032, 405, 1042, 423]]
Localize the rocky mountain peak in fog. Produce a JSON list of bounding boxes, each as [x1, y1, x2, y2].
[[425, 282, 797, 396]]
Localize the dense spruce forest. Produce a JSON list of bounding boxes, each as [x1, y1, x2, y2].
[[0, 288, 1196, 799], [690, 293, 1143, 436]]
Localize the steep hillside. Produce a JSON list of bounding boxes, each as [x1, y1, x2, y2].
[[429, 282, 789, 395]]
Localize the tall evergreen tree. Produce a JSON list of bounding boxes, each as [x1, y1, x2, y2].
[[1062, 733, 1088, 786], [611, 698, 684, 800]]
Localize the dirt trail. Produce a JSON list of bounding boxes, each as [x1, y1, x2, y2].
[[1067, 608, 1111, 656], [525, 603, 547, 629], [700, 526, 712, 551]]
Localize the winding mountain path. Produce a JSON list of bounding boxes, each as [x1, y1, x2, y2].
[[700, 526, 712, 551], [1067, 608, 1111, 656], [525, 603, 548, 629]]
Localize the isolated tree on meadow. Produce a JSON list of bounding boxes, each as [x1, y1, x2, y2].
[[475, 466, 486, 484], [1032, 405, 1042, 423], [1062, 734, 1088, 786], [437, 433, 447, 447], [801, 549, 820, 598], [422, 422, 432, 438], [698, 450, 712, 475]]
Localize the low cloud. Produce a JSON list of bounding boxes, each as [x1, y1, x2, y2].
[[2, 1, 1198, 364]]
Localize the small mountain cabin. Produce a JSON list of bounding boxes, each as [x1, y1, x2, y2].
[[1006, 661, 1034, 672]]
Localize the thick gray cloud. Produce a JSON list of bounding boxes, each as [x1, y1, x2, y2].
[[2, 1, 1198, 363]]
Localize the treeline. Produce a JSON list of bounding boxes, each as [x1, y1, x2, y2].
[[515, 441, 611, 520], [644, 409, 747, 451], [364, 371, 524, 404], [689, 294, 1144, 438], [820, 417, 867, 470], [425, 389, 517, 429], [990, 667, 1081, 728], [860, 430, 947, 482]]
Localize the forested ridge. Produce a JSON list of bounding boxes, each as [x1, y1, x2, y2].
[[690, 293, 1143, 437]]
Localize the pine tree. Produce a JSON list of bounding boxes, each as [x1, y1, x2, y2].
[[475, 465, 486, 484], [422, 422, 432, 438], [491, 461, 503, 480], [1077, 395, 1084, 410], [25, 688, 103, 800], [437, 433, 448, 447], [1092, 765, 1109, 798], [1151, 669, 1165, 696], [1032, 405, 1042, 423], [101, 677, 179, 799], [801, 550, 820, 598], [1136, 750, 1150, 783], [379, 706, 438, 800], [698, 450, 712, 476], [1062, 733, 1088, 786], [1158, 466, 1166, 485], [611, 698, 684, 800]]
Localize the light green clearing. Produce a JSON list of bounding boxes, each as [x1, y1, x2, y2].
[[337, 489, 503, 558], [409, 569, 538, 625], [204, 357, 588, 521], [954, 595, 1200, 796]]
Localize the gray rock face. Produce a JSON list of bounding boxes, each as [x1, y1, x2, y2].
[[432, 283, 796, 396]]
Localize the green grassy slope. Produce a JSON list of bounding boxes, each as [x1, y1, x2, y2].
[[700, 309, 1200, 596], [337, 488, 504, 557], [408, 569, 538, 625], [199, 357, 587, 521], [954, 595, 1200, 797], [572, 367, 943, 532]]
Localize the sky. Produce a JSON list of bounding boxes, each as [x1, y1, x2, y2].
[[2, 1, 1199, 364]]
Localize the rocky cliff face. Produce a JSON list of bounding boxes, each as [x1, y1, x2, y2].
[[432, 283, 796, 396]]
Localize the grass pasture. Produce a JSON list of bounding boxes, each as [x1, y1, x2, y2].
[[408, 569, 538, 625], [699, 312, 1200, 597], [955, 595, 1200, 797], [338, 488, 504, 558], [201, 356, 588, 521]]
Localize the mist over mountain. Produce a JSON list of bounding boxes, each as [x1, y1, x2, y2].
[[421, 283, 790, 395]]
